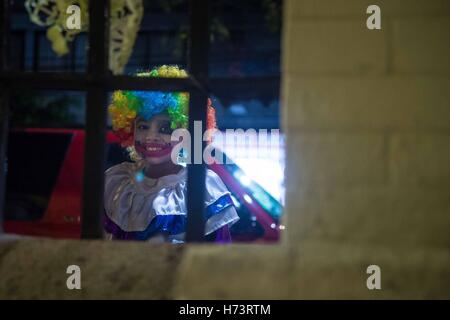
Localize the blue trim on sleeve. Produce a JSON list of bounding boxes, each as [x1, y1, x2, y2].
[[205, 193, 234, 219]]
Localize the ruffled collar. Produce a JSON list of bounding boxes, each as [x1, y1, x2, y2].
[[104, 161, 239, 238], [129, 161, 187, 193]]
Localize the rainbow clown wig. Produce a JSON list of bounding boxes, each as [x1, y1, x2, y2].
[[108, 65, 216, 150]]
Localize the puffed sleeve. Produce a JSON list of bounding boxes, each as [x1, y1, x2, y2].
[[203, 169, 240, 235]]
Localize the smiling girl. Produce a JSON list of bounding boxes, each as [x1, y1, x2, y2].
[[103, 65, 239, 243]]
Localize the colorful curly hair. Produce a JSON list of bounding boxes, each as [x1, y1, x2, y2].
[[108, 65, 217, 148]]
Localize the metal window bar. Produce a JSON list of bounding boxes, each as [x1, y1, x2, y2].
[[0, 0, 210, 242], [0, 0, 11, 235], [81, 0, 109, 239], [186, 0, 209, 242]]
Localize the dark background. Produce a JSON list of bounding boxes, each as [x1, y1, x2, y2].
[[8, 0, 282, 131]]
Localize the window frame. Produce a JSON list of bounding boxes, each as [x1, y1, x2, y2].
[[0, 0, 210, 242]]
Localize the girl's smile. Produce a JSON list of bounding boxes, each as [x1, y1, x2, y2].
[[135, 141, 173, 158]]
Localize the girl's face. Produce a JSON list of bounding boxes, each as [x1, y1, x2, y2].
[[134, 114, 179, 165]]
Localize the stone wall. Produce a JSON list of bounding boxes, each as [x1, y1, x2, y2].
[[282, 0, 450, 298]]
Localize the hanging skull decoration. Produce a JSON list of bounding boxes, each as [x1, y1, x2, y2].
[[25, 0, 143, 75]]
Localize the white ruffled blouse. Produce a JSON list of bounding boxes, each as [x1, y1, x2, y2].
[[103, 161, 239, 242]]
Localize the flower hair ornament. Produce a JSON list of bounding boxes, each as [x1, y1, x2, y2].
[[108, 65, 217, 161]]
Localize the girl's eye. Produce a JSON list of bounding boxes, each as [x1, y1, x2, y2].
[[137, 124, 149, 130], [159, 121, 173, 135]]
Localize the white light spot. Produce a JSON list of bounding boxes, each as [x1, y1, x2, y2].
[[243, 194, 253, 203], [239, 174, 252, 187]]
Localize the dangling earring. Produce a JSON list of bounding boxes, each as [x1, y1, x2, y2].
[[177, 148, 188, 164]]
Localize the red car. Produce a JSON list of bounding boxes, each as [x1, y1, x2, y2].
[[4, 128, 281, 242]]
